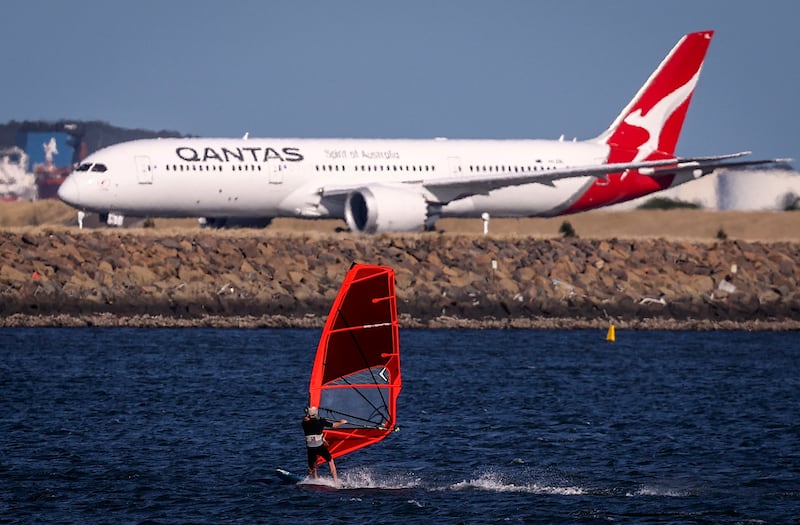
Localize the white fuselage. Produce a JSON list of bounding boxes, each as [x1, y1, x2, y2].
[[59, 137, 608, 220]]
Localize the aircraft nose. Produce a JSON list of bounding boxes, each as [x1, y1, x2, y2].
[[57, 177, 80, 206]]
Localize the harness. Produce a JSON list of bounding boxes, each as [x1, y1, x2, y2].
[[305, 433, 324, 448]]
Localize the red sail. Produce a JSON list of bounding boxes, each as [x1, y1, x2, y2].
[[308, 264, 401, 461]]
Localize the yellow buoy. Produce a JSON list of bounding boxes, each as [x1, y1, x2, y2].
[[606, 323, 616, 342]]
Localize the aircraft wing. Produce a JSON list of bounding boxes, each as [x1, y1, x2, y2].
[[320, 152, 791, 204], [421, 152, 791, 202]]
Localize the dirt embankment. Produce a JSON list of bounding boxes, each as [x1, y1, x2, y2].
[[2, 201, 800, 241]]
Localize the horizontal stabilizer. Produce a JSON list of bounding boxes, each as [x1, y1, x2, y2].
[[640, 153, 793, 177]]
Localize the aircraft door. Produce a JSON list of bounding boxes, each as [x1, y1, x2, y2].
[[448, 157, 462, 176], [269, 163, 285, 184], [135, 156, 153, 184]]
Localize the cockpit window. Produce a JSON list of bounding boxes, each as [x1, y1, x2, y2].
[[76, 163, 92, 171], [91, 164, 107, 172]]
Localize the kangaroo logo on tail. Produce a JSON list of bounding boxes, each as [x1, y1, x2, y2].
[[595, 30, 714, 163]]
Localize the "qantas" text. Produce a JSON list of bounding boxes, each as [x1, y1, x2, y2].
[[175, 146, 304, 163]]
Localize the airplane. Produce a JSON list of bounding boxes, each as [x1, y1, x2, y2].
[[58, 30, 788, 232]]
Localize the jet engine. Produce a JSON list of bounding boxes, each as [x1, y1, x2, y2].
[[344, 185, 432, 233]]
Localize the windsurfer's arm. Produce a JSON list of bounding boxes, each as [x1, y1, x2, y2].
[[321, 419, 347, 445]]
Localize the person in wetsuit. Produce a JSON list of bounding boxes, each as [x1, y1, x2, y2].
[[302, 406, 347, 483]]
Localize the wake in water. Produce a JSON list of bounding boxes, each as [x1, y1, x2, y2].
[[294, 466, 422, 490], [449, 470, 586, 496], [296, 466, 587, 495], [339, 467, 422, 490], [627, 484, 694, 498], [282, 464, 698, 501]]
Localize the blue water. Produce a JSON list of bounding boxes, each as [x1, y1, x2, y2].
[[1, 328, 798, 524]]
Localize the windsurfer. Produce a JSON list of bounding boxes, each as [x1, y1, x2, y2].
[[302, 406, 348, 483]]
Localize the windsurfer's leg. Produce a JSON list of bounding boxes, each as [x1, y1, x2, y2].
[[307, 448, 319, 478], [328, 458, 338, 484]]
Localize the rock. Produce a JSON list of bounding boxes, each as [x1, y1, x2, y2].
[[1, 264, 29, 283], [0, 229, 798, 329]]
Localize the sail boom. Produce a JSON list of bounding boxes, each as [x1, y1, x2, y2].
[[328, 322, 393, 334], [323, 383, 393, 390]]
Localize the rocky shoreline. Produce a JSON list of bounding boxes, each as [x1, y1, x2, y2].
[[1, 229, 798, 330]]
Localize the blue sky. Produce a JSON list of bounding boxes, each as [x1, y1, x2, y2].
[[1, 1, 797, 163]]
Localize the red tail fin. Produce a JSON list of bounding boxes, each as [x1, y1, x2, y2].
[[594, 31, 714, 161]]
